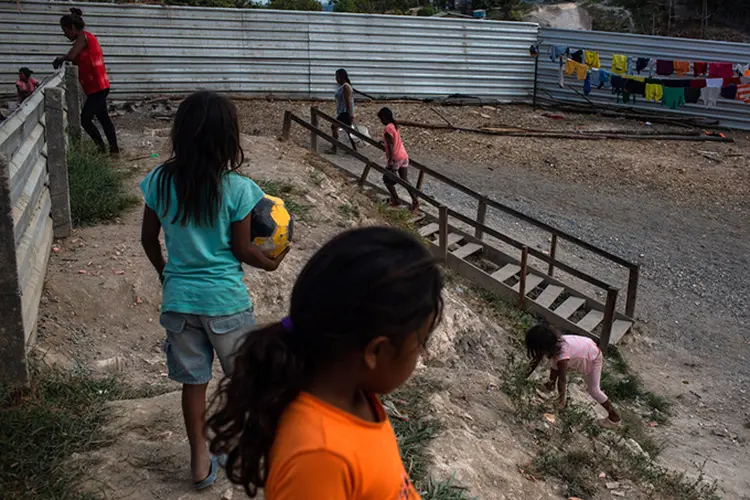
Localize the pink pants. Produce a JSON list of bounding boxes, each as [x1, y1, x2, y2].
[[585, 352, 608, 404]]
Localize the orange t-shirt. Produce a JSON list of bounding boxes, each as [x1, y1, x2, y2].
[[266, 392, 420, 500]]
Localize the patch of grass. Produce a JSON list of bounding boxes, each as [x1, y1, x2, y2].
[[422, 475, 476, 500], [309, 169, 325, 187], [337, 202, 360, 220], [387, 381, 474, 500], [68, 144, 138, 226], [256, 179, 311, 220], [605, 345, 629, 374], [532, 449, 598, 498], [0, 370, 143, 499]]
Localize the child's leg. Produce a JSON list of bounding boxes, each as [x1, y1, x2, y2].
[[586, 353, 620, 422], [398, 167, 419, 209], [160, 312, 216, 483], [382, 170, 401, 206]]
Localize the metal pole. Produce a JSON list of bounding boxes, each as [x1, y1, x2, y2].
[[416, 169, 425, 191], [518, 246, 529, 309], [359, 162, 372, 187], [532, 48, 540, 110]]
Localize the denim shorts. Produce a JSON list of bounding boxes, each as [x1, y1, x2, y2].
[[159, 309, 255, 385]]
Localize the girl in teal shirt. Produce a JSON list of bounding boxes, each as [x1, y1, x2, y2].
[[140, 91, 289, 490]]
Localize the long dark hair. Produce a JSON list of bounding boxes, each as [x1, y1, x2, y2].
[[207, 227, 444, 497], [525, 324, 564, 360], [60, 8, 85, 30], [336, 68, 352, 86], [155, 91, 244, 226], [378, 107, 398, 129]]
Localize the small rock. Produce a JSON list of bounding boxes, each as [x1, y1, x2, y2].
[[543, 413, 556, 424], [606, 481, 620, 489], [78, 270, 87, 274], [113, 270, 125, 275], [221, 489, 233, 500], [612, 492, 626, 497]]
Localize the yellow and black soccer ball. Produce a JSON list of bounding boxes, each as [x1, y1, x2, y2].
[[251, 194, 293, 258]]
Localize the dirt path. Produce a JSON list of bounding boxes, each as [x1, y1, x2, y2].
[[35, 128, 569, 499], [321, 140, 750, 498], [524, 2, 593, 30]]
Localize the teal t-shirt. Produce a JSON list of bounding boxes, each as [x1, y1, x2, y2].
[[139, 167, 264, 317]]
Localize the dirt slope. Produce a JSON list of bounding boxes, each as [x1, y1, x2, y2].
[[34, 130, 563, 499]]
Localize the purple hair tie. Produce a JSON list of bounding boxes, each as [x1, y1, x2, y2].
[[281, 316, 294, 332]]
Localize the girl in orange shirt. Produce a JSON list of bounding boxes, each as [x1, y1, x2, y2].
[[208, 227, 443, 499]]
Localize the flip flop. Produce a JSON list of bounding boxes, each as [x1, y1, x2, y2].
[[193, 455, 219, 490]]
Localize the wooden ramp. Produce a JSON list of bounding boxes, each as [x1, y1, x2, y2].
[[417, 221, 634, 344]]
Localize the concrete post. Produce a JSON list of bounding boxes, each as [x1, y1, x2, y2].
[[44, 87, 72, 238], [0, 153, 28, 384], [64, 65, 82, 145]]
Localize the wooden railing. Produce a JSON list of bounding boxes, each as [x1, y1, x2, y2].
[[299, 107, 641, 319], [282, 110, 640, 349]]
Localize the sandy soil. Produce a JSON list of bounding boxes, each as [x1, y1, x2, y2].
[[35, 100, 750, 498]]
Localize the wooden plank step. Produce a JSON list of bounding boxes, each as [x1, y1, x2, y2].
[[408, 214, 425, 225], [554, 297, 585, 319], [577, 309, 604, 332], [610, 320, 633, 344], [534, 284, 564, 308], [418, 223, 439, 237], [446, 233, 464, 247], [452, 243, 482, 259], [491, 264, 520, 283], [512, 274, 545, 293]]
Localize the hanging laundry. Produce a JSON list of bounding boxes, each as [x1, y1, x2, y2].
[[622, 92, 635, 104], [612, 54, 628, 75], [742, 77, 750, 84], [745, 68, 750, 77], [611, 75, 626, 93], [737, 84, 750, 104], [549, 45, 568, 62], [663, 80, 691, 88], [589, 69, 601, 88], [584, 50, 601, 69], [662, 87, 685, 109], [693, 62, 708, 76], [598, 70, 612, 88], [708, 62, 733, 78], [689, 79, 707, 89], [673, 61, 690, 76], [684, 88, 701, 104], [700, 87, 720, 107], [723, 77, 741, 86], [625, 76, 646, 96], [645, 82, 663, 103], [705, 78, 724, 88], [570, 49, 584, 63], [656, 60, 674, 76], [721, 85, 738, 100], [584, 73, 592, 95], [635, 57, 651, 74], [734, 63, 749, 76]]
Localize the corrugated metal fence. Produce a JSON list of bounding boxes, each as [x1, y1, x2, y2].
[[0, 67, 74, 384], [537, 27, 750, 130], [0, 0, 538, 100]]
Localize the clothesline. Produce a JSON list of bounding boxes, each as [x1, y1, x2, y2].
[[549, 45, 750, 110]]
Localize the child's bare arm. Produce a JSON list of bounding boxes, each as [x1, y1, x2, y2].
[[384, 134, 394, 164], [140, 205, 166, 278], [231, 215, 289, 271]]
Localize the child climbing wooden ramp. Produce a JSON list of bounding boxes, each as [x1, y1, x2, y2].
[[281, 107, 640, 349]]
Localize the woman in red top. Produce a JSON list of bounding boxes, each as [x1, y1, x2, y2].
[[53, 8, 119, 155]]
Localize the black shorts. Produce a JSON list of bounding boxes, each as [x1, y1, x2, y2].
[[336, 112, 353, 126]]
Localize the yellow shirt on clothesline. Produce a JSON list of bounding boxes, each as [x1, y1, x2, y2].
[[645, 83, 663, 103], [585, 50, 601, 69], [612, 54, 628, 75]]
